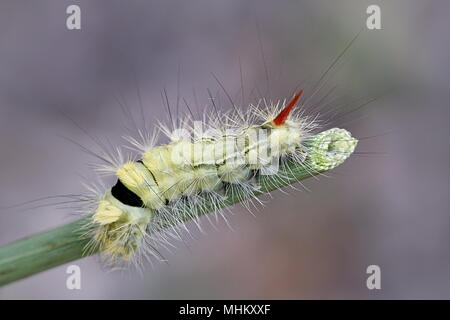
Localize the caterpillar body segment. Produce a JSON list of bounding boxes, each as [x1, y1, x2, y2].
[[88, 91, 357, 266]]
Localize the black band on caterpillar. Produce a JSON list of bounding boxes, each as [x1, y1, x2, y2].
[[111, 179, 144, 208]]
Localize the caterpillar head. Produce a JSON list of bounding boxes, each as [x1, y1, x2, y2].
[[91, 190, 153, 263]]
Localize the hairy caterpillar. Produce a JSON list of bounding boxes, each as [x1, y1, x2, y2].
[[78, 88, 358, 267]]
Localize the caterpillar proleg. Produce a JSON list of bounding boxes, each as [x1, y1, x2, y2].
[[82, 89, 358, 267]]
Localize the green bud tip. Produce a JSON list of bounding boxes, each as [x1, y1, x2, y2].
[[307, 128, 358, 172]]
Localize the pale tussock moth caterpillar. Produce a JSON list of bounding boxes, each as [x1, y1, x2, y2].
[[77, 87, 357, 268]]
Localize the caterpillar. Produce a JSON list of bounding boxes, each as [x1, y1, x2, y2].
[[79, 88, 358, 267]]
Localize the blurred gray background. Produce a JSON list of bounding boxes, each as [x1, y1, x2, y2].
[[0, 0, 449, 299]]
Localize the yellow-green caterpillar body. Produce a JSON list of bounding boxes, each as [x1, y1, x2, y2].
[[84, 90, 357, 266]]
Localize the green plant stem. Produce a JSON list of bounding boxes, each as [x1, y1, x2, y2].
[[0, 219, 91, 287]]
